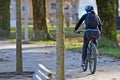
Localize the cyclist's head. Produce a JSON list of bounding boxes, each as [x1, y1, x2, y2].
[[85, 5, 94, 12]]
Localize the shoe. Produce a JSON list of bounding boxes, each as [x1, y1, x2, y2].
[[81, 63, 86, 66], [96, 49, 99, 56], [81, 60, 85, 66]]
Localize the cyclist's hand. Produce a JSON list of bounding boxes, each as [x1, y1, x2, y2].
[[74, 30, 78, 33], [98, 30, 102, 34]]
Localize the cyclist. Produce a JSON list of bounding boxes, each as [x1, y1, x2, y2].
[[74, 5, 102, 66]]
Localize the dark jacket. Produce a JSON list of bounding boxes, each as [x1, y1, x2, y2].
[[74, 12, 102, 32]]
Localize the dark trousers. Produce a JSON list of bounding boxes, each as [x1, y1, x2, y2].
[[82, 30, 100, 63]]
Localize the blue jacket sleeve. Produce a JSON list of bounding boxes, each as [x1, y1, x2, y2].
[[74, 14, 86, 30]]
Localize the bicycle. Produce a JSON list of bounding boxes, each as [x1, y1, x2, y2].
[[77, 30, 98, 74]]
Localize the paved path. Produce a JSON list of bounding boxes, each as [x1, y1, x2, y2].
[[0, 41, 120, 80]]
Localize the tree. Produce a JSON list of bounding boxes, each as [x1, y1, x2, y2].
[[32, 0, 52, 40], [16, 0, 23, 74], [96, 0, 119, 47], [116, 0, 120, 29], [0, 0, 10, 37], [56, 0, 65, 80]]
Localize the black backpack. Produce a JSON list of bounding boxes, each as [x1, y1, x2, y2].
[[85, 13, 99, 28]]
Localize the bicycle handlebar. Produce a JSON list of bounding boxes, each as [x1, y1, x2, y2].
[[77, 30, 84, 34]]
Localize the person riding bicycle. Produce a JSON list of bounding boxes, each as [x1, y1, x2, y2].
[[74, 5, 102, 66]]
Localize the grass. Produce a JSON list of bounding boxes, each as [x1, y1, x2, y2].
[[65, 38, 83, 52], [99, 47, 120, 58], [8, 25, 120, 58]]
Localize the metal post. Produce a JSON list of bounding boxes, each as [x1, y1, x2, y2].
[[24, 0, 29, 42]]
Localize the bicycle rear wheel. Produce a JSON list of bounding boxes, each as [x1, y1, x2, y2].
[[88, 43, 97, 74]]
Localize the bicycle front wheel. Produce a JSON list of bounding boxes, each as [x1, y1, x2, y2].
[[89, 43, 97, 74]]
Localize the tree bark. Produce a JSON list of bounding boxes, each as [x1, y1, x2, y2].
[[96, 0, 119, 47], [0, 0, 10, 37], [16, 0, 23, 74], [116, 0, 120, 29], [56, 0, 65, 80], [32, 0, 52, 40]]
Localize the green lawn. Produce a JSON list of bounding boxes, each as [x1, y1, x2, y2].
[[98, 47, 120, 58], [9, 25, 120, 58]]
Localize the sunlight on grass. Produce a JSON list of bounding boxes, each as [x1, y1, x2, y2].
[[65, 38, 83, 52], [32, 40, 56, 45], [117, 34, 120, 43]]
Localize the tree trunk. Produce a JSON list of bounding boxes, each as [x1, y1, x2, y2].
[[32, 0, 52, 40], [116, 0, 120, 29], [16, 0, 23, 74], [0, 0, 10, 37], [96, 0, 119, 47], [56, 0, 65, 80]]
